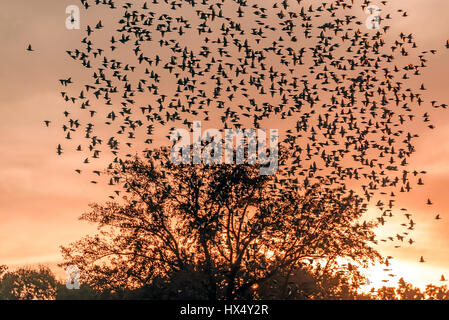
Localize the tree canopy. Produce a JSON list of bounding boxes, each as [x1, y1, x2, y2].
[[60, 147, 380, 299], [0, 266, 57, 300]]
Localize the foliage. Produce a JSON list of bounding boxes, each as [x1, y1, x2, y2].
[[60, 148, 380, 300], [0, 264, 448, 300], [0, 266, 57, 300]]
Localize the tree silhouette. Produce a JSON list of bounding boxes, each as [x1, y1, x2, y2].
[[255, 266, 368, 300], [424, 284, 449, 300], [395, 278, 425, 300], [0, 265, 6, 278], [55, 282, 105, 300], [0, 266, 57, 300], [61, 146, 380, 300], [369, 278, 449, 300]]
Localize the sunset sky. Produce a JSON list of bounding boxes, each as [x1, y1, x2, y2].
[[1, 0, 449, 289]]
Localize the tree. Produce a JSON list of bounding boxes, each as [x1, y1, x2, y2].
[[375, 286, 398, 300], [55, 283, 105, 300], [424, 284, 449, 300], [0, 265, 6, 278], [369, 280, 449, 300], [0, 266, 57, 300], [61, 147, 381, 300], [396, 278, 424, 300]]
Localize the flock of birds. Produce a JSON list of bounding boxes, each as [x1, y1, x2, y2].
[[26, 0, 449, 283]]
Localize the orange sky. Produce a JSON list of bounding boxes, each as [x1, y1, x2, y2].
[[0, 0, 449, 288]]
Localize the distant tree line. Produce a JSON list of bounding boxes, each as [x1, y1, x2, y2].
[[1, 264, 449, 300]]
